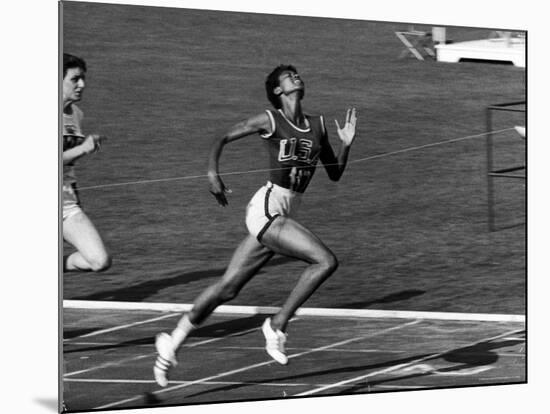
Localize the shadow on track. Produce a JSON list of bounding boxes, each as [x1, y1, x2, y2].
[[69, 257, 294, 301], [339, 334, 526, 394], [180, 332, 525, 399], [336, 289, 426, 309]]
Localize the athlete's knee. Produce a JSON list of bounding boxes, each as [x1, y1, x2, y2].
[[213, 281, 241, 303], [89, 252, 112, 272], [319, 251, 339, 274]]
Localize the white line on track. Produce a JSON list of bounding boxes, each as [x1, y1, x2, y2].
[[213, 346, 525, 358], [64, 313, 180, 340], [63, 343, 525, 359], [217, 346, 407, 353], [374, 384, 424, 390], [66, 378, 328, 387], [293, 327, 524, 397], [94, 320, 420, 409], [478, 376, 523, 382], [399, 363, 493, 376], [64, 321, 278, 377], [65, 341, 130, 346], [65, 354, 153, 377], [63, 300, 525, 323]]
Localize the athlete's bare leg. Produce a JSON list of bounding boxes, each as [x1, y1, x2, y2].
[[166, 234, 273, 352], [154, 221, 334, 383], [155, 235, 274, 386], [187, 234, 274, 325], [63, 211, 111, 272], [261, 216, 338, 332]]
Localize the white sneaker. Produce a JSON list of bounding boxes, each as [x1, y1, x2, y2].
[[262, 318, 288, 365], [154, 332, 178, 387]]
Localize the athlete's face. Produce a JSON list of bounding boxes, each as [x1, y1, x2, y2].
[[63, 67, 86, 104], [278, 71, 305, 95]]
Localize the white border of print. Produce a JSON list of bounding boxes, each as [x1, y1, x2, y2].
[[3, 1, 545, 413]]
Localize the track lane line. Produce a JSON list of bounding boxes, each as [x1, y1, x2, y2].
[[64, 313, 181, 340], [63, 300, 525, 322], [65, 316, 306, 377], [64, 322, 269, 377], [66, 378, 329, 387], [94, 319, 420, 409], [293, 327, 525, 397]]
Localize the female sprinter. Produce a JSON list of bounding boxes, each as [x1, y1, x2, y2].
[[62, 53, 111, 273], [154, 64, 357, 386]]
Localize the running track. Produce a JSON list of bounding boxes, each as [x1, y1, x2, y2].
[[62, 302, 525, 411]]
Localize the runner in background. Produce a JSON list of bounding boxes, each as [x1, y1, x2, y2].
[[62, 53, 111, 272]]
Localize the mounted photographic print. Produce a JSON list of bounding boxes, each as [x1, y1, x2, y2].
[[60, 1, 526, 412]]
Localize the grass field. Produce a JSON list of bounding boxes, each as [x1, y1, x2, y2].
[[62, 2, 526, 315]]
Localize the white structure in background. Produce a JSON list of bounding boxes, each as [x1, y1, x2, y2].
[[435, 30, 525, 67]]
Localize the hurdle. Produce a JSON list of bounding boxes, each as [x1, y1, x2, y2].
[[486, 101, 526, 231]]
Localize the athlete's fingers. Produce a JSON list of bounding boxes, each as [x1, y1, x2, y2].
[[210, 175, 230, 206], [210, 190, 227, 206], [219, 192, 229, 206], [289, 167, 297, 190], [351, 107, 357, 125], [345, 108, 352, 124], [298, 172, 303, 192], [334, 119, 341, 131], [218, 177, 232, 195]]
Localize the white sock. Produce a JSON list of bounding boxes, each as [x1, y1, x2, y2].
[[171, 314, 196, 349]]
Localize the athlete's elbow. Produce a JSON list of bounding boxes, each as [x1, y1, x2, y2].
[[209, 136, 228, 158], [212, 135, 228, 148]]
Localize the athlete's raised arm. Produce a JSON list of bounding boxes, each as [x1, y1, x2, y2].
[[320, 107, 357, 181], [208, 112, 272, 206]]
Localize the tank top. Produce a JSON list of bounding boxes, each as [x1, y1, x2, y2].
[[260, 109, 326, 193], [63, 104, 85, 185]]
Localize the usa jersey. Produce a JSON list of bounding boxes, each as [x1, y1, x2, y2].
[[261, 109, 327, 193], [63, 104, 85, 185]]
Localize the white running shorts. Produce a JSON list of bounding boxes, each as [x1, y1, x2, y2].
[[245, 181, 302, 242], [63, 183, 83, 221]]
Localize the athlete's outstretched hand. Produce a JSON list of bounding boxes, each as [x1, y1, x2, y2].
[[335, 108, 357, 146], [208, 173, 232, 206]]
